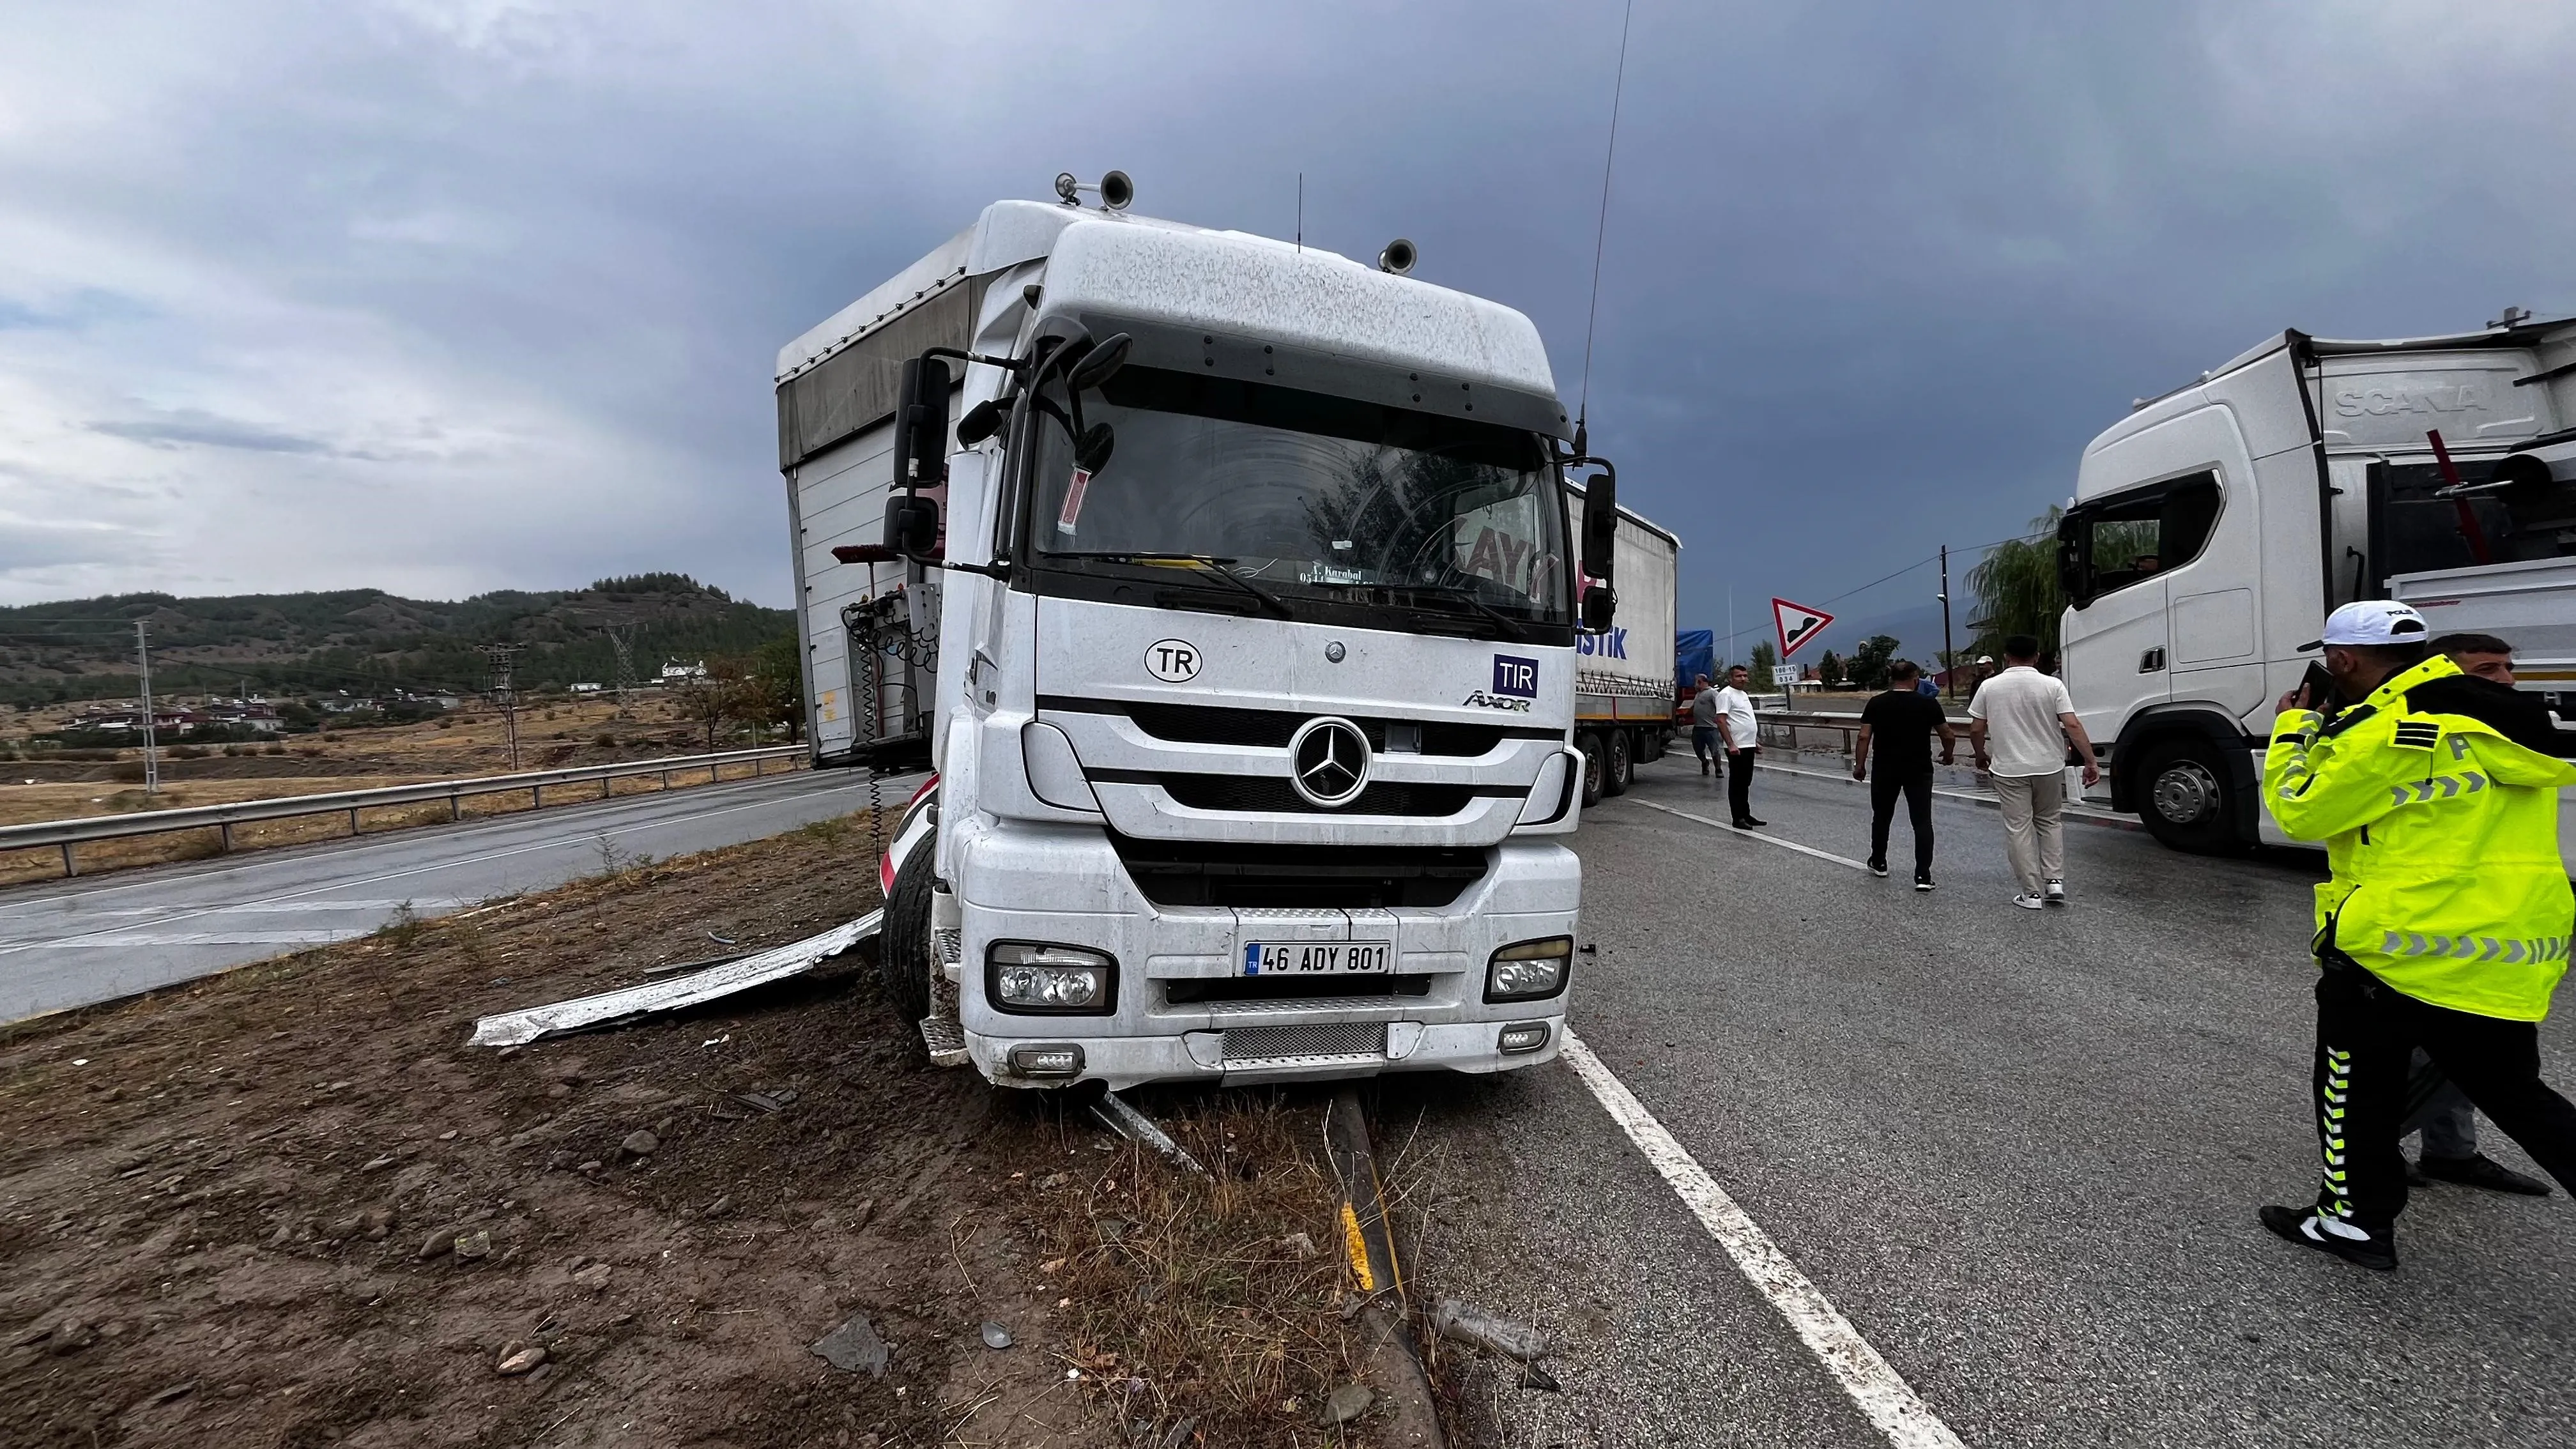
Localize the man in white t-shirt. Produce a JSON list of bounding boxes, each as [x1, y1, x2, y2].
[[1967, 634, 2099, 909], [1712, 664, 1763, 828]]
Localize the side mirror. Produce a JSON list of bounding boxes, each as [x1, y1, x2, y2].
[[1579, 471, 1618, 582], [891, 356, 952, 489], [956, 397, 1004, 448], [2055, 510, 2089, 610], [884, 494, 940, 559], [1581, 583, 1617, 633], [1075, 422, 1116, 473], [1068, 332, 1132, 393]]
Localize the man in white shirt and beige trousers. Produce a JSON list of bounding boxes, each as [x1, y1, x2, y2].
[[1968, 634, 2101, 909]]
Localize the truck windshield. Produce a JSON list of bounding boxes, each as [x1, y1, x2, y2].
[[1022, 365, 1569, 627]]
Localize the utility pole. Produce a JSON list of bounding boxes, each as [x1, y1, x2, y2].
[[135, 620, 159, 795], [603, 625, 641, 717], [1938, 544, 1957, 701], [478, 643, 523, 770]]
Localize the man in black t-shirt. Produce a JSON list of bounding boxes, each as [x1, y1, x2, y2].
[[1853, 659, 1956, 889]]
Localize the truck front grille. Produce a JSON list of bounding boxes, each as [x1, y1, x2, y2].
[[1040, 696, 1553, 758], [1156, 774, 1476, 817], [1222, 1022, 1388, 1062], [1109, 834, 1488, 909]]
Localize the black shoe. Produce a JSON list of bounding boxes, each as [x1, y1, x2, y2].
[[2419, 1153, 2553, 1197], [1744, 816, 1767, 827], [1867, 859, 1888, 878], [1913, 871, 1934, 893], [2259, 1204, 2396, 1271]]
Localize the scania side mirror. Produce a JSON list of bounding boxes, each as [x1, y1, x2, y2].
[[956, 397, 1004, 448], [884, 494, 940, 559], [1579, 471, 1618, 583], [1581, 583, 1617, 634], [1068, 332, 1132, 393], [891, 355, 951, 490], [2055, 510, 2089, 610]]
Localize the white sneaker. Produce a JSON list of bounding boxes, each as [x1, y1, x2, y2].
[[2012, 891, 2046, 910], [2044, 879, 2066, 904]]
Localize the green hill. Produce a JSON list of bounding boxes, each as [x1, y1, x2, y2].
[[0, 574, 795, 707]]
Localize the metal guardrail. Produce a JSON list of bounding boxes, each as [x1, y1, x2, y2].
[[1, 744, 808, 877], [1756, 709, 1973, 756]]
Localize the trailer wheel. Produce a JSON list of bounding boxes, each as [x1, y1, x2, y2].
[[880, 830, 936, 1029], [1604, 728, 1633, 796], [1577, 732, 1605, 809], [2136, 737, 2242, 855]]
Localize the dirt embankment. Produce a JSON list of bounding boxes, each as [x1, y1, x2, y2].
[[0, 818, 1427, 1447]]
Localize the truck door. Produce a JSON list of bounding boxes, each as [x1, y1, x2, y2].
[[2058, 486, 2177, 740]]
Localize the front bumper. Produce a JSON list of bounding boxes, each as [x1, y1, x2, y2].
[[951, 821, 1579, 1090]]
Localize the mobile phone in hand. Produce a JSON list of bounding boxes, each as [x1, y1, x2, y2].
[[2300, 661, 2338, 712]]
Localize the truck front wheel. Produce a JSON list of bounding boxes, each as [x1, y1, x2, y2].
[[880, 831, 936, 1029], [1577, 733, 1606, 809], [2136, 737, 2242, 855], [1604, 728, 1632, 796]]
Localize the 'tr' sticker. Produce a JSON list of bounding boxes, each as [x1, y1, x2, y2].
[[1057, 468, 1092, 534]]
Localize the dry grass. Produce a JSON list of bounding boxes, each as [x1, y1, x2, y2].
[[1016, 1091, 1376, 1445]]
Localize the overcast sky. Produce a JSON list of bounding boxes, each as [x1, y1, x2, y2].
[[3, 2, 2571, 652]]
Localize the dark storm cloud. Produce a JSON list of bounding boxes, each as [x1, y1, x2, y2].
[[0, 1, 2567, 627]]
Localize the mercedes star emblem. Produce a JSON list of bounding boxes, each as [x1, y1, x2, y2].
[[1287, 716, 1371, 808], [1323, 641, 1346, 663]]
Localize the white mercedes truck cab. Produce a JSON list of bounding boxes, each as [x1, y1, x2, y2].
[[775, 176, 1627, 1089], [2058, 313, 2576, 866]]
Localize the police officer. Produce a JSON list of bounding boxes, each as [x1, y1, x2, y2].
[[2258, 600, 2576, 1271]]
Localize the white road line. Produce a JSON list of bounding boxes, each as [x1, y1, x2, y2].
[[1560, 1032, 1966, 1449], [1631, 798, 1871, 872], [0, 778, 891, 956], [75, 899, 475, 918], [1752, 761, 2137, 831]]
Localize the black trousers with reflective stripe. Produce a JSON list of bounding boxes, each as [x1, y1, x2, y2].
[[2310, 955, 2576, 1236]]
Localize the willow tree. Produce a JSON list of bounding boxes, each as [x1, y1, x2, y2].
[[1966, 507, 2065, 658]]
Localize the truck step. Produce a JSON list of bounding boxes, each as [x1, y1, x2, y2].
[[918, 1015, 969, 1068], [935, 928, 963, 981]]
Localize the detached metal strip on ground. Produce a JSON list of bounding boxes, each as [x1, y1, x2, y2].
[[1559, 1032, 1965, 1449], [469, 910, 880, 1046]]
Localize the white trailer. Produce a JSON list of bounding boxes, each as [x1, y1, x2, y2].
[[776, 178, 1641, 1089], [2057, 314, 2576, 865], [1563, 479, 1678, 806]]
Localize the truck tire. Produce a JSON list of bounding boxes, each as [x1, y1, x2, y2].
[[2136, 736, 2243, 855], [880, 831, 936, 1028], [1577, 732, 1606, 809], [1604, 728, 1632, 795]]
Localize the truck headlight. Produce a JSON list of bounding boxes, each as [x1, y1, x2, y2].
[[987, 942, 1117, 1015], [1484, 935, 1572, 1003]]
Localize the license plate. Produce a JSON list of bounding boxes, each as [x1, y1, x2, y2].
[[1241, 941, 1392, 976]]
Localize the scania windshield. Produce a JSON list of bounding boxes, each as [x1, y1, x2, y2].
[[1016, 365, 1570, 638]]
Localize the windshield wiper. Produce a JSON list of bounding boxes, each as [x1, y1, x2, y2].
[[1390, 584, 1532, 638], [1048, 551, 1294, 618]]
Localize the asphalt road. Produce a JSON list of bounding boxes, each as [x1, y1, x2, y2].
[[0, 765, 910, 1023], [1389, 753, 2576, 1448]]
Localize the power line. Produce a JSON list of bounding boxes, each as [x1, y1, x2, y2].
[[1574, 0, 1635, 431]]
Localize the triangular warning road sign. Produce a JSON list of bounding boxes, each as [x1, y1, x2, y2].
[[1772, 597, 1835, 659]]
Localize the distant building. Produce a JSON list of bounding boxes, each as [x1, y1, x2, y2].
[[659, 661, 707, 682], [570, 682, 604, 694]]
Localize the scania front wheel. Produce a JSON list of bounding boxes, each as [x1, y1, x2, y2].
[[2137, 737, 2241, 855]]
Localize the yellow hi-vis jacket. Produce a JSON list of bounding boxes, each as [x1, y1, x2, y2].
[[2266, 654, 2576, 1022]]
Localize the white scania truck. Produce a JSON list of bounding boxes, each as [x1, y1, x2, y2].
[[774, 176, 1630, 1089], [2058, 312, 2576, 862]]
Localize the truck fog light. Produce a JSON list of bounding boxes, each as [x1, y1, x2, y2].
[[1496, 1022, 1551, 1054], [987, 941, 1117, 1015], [1008, 1044, 1087, 1078], [1484, 935, 1572, 1004]]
